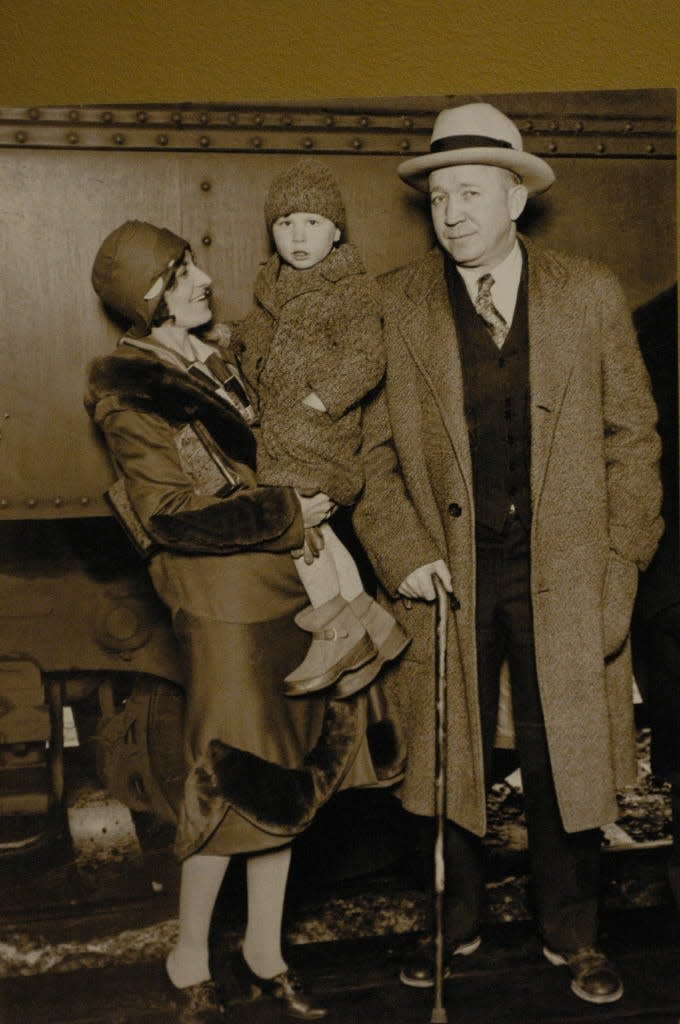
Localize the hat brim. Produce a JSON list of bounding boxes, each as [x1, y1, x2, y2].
[[398, 147, 555, 195]]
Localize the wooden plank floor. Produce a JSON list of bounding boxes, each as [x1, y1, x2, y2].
[[2, 909, 679, 1024]]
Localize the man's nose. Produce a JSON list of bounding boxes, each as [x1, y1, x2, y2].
[[445, 196, 464, 224], [292, 223, 306, 242]]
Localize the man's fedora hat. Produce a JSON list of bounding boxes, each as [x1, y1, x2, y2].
[[398, 102, 555, 195]]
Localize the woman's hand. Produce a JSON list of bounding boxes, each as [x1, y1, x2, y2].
[[296, 490, 336, 528]]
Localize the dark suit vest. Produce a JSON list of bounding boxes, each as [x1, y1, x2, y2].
[[445, 255, 531, 535]]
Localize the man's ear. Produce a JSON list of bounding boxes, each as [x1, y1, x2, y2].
[[508, 183, 528, 222]]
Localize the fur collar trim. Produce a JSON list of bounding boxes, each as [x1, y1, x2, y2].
[[85, 345, 257, 466]]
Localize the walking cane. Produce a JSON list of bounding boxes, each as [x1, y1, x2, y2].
[[431, 572, 453, 1024]]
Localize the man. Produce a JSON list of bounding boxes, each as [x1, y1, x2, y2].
[[632, 284, 680, 908], [353, 101, 663, 1005]]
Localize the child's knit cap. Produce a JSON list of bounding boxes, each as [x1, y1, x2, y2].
[[264, 159, 346, 231]]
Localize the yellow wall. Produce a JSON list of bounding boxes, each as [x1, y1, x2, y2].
[[0, 0, 677, 105]]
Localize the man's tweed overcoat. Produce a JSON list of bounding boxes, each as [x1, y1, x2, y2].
[[353, 236, 663, 836]]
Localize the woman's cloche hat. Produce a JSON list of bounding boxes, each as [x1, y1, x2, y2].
[[398, 102, 555, 196], [92, 220, 189, 338]]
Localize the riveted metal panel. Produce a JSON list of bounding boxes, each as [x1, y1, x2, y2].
[[0, 90, 674, 518]]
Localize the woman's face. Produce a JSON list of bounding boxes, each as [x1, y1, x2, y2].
[[163, 251, 213, 329]]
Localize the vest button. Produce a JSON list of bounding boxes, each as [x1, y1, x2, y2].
[[448, 502, 462, 518]]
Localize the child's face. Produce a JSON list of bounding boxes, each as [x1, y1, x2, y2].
[[272, 212, 341, 270]]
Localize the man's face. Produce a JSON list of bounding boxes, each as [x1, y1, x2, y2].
[[428, 164, 527, 269]]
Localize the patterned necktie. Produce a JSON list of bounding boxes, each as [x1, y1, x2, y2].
[[475, 273, 509, 348]]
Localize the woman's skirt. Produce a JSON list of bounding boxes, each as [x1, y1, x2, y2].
[[148, 548, 404, 857]]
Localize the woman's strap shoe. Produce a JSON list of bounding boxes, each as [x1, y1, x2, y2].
[[162, 965, 225, 1023], [230, 948, 328, 1020]]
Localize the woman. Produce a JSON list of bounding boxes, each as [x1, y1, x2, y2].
[[86, 220, 404, 1023]]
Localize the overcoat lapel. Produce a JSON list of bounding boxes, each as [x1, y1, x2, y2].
[[397, 250, 474, 499], [393, 242, 584, 514], [525, 237, 584, 511]]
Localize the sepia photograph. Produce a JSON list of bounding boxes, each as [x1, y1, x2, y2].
[[0, 83, 677, 1023]]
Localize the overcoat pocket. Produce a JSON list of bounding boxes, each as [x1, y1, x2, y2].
[[602, 551, 639, 658]]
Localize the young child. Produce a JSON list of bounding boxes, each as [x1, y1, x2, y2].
[[235, 159, 409, 699]]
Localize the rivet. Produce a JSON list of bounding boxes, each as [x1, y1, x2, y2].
[[171, 112, 183, 125], [358, 116, 370, 128], [27, 498, 37, 508], [113, 133, 126, 145], [53, 497, 64, 508], [68, 109, 80, 122], [549, 120, 559, 132], [199, 112, 210, 125], [202, 235, 212, 246], [3, 413, 9, 419], [646, 143, 656, 154], [596, 142, 606, 153], [323, 115, 335, 127], [280, 114, 293, 127], [524, 120, 534, 132], [548, 141, 558, 153], [101, 111, 114, 123], [199, 135, 210, 148], [624, 121, 633, 133], [351, 138, 363, 150], [0, 499, 8, 509], [253, 114, 264, 126], [251, 136, 262, 148], [402, 117, 414, 129], [27, 107, 40, 120], [399, 139, 411, 151], [136, 111, 148, 124], [227, 112, 238, 126], [200, 180, 211, 191], [575, 120, 584, 132], [14, 131, 28, 143], [67, 131, 79, 145], [156, 134, 169, 146], [302, 137, 314, 149], [80, 496, 90, 506]]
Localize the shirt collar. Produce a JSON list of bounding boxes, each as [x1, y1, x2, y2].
[[119, 331, 221, 371], [455, 241, 523, 326]]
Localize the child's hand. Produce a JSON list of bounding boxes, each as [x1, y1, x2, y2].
[[202, 322, 232, 345], [302, 391, 326, 412]]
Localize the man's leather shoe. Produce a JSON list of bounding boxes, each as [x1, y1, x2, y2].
[[399, 934, 482, 988], [543, 945, 624, 1004], [230, 948, 328, 1020]]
